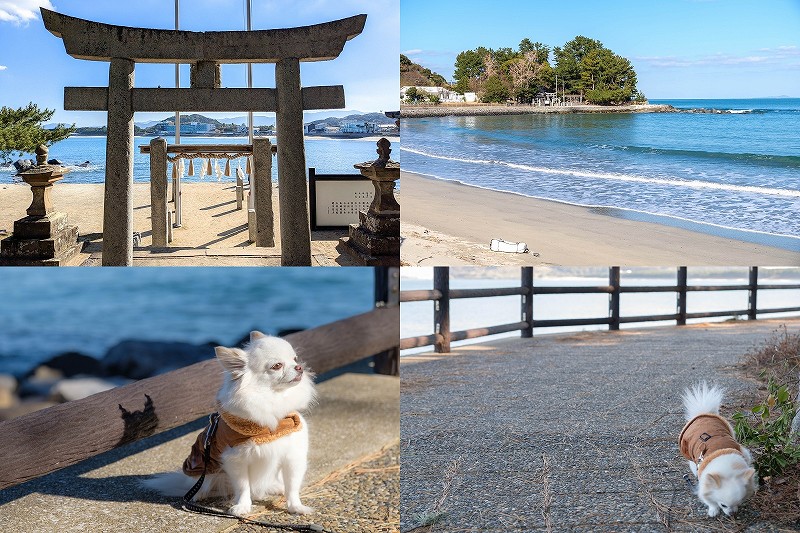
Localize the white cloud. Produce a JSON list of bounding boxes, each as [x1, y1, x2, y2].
[[402, 49, 423, 56], [0, 65, 7, 70], [0, 0, 53, 25], [635, 46, 800, 69]]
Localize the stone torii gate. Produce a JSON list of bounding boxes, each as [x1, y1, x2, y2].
[[41, 8, 366, 266]]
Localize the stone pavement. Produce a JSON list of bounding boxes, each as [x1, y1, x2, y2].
[[400, 318, 800, 532], [0, 372, 399, 533]]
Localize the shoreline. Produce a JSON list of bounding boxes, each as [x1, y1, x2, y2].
[[400, 171, 800, 266], [401, 103, 675, 118]]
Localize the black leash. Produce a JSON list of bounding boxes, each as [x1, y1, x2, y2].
[[181, 413, 332, 533]]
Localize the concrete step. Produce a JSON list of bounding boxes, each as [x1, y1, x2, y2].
[[0, 372, 399, 533]]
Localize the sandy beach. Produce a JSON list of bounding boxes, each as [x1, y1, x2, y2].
[[400, 171, 800, 266], [0, 182, 354, 266]]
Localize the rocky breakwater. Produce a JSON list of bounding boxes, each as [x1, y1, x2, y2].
[[0, 331, 282, 421], [401, 103, 677, 118]]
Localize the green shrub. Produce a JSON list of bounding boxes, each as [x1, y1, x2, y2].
[[733, 379, 800, 478]]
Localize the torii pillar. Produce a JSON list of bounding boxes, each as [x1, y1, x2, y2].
[[41, 8, 366, 266]]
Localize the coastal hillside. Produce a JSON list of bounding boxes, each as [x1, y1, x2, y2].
[[402, 37, 644, 106], [400, 54, 448, 87]]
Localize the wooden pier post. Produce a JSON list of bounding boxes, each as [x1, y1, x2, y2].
[[521, 267, 534, 338], [677, 266, 688, 326], [434, 267, 451, 353], [748, 267, 759, 320], [609, 266, 621, 331]]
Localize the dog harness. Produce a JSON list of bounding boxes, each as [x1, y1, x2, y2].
[[183, 410, 303, 476], [678, 413, 743, 475]]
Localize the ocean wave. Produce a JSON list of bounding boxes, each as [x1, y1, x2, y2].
[[593, 145, 800, 168], [401, 146, 800, 198]]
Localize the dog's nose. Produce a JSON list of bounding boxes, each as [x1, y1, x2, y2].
[[294, 365, 303, 372]]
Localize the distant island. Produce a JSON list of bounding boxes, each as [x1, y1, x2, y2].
[[402, 35, 646, 108], [71, 112, 399, 138]]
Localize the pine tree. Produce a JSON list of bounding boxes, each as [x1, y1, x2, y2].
[[0, 103, 75, 162]]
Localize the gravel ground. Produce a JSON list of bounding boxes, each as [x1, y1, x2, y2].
[[227, 442, 400, 533], [400, 319, 800, 532]]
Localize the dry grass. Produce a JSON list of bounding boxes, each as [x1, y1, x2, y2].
[[738, 325, 800, 527], [741, 325, 800, 391]]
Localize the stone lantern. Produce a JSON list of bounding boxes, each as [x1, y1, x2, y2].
[[337, 138, 400, 266], [0, 145, 81, 265]]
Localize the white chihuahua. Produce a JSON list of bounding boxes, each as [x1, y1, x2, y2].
[[679, 382, 757, 517], [142, 332, 316, 516]]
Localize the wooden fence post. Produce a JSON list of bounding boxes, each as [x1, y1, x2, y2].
[[748, 266, 759, 320], [677, 266, 688, 326], [521, 267, 533, 338], [609, 266, 621, 331], [373, 266, 400, 375], [434, 266, 451, 353]]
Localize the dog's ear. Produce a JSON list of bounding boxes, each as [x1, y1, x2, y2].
[[742, 468, 756, 482], [706, 473, 721, 488], [215, 346, 247, 378], [250, 331, 267, 342]]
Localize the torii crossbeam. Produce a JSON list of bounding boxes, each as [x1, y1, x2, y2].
[[42, 8, 366, 266]]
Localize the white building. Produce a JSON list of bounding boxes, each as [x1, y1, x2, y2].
[[400, 86, 478, 103]]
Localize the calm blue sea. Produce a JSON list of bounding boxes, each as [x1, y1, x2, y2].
[[0, 268, 374, 375], [0, 136, 383, 184], [401, 98, 800, 244]]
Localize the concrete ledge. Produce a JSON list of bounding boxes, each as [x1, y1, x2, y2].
[[0, 372, 398, 533]]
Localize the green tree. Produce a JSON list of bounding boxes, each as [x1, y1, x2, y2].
[[0, 103, 75, 162], [482, 75, 509, 103], [453, 50, 485, 92], [400, 54, 413, 68], [404, 86, 420, 103], [553, 35, 603, 94]]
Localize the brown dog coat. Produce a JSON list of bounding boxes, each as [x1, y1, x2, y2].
[[183, 410, 303, 476], [678, 413, 742, 475]]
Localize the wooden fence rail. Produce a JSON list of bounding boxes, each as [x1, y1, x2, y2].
[[399, 266, 800, 352], [0, 305, 399, 490]]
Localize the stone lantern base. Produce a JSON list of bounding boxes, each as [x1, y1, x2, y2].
[[0, 212, 81, 266], [337, 210, 400, 266]]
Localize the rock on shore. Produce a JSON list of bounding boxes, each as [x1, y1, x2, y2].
[[401, 103, 676, 118], [0, 328, 305, 421]]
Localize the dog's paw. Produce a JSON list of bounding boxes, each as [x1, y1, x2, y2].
[[707, 505, 720, 517], [287, 502, 314, 515], [228, 503, 253, 517]]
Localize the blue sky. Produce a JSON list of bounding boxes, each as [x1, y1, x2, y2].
[[0, 0, 399, 126], [401, 0, 800, 99]]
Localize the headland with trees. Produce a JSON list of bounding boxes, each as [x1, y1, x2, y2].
[[402, 35, 675, 116]]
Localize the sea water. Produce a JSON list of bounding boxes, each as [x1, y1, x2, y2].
[[0, 136, 383, 184], [0, 267, 375, 375], [400, 98, 800, 243], [400, 267, 800, 354]]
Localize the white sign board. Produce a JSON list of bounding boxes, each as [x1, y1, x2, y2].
[[309, 169, 373, 230]]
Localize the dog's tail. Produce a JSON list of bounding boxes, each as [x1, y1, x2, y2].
[[139, 471, 196, 497], [682, 381, 724, 420]]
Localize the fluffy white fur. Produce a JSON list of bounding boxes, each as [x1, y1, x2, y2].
[[682, 382, 757, 517], [141, 332, 316, 516]]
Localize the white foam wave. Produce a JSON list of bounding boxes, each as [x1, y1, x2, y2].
[[400, 146, 800, 198], [728, 109, 752, 114]]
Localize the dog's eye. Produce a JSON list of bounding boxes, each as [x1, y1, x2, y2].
[[271, 363, 283, 370], [720, 504, 728, 509]]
